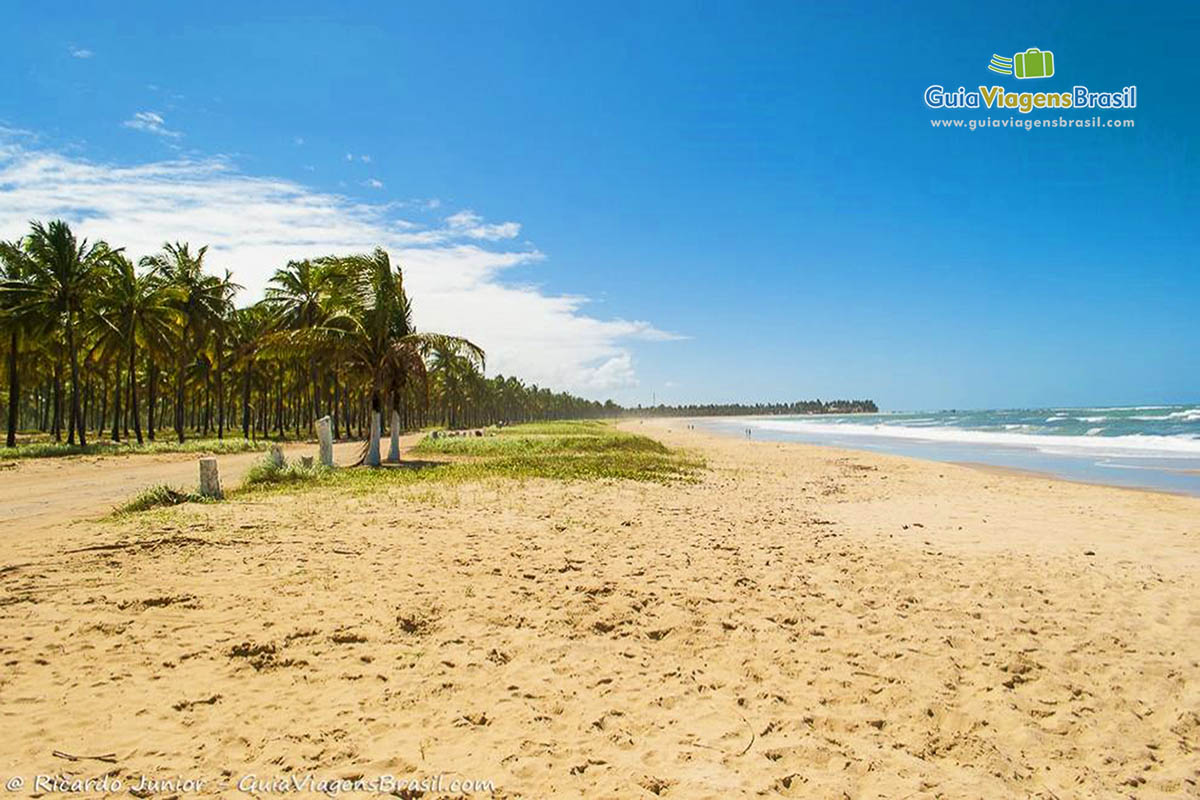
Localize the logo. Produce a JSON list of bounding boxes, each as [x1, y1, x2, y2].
[[989, 48, 1055, 79], [924, 45, 1136, 115]]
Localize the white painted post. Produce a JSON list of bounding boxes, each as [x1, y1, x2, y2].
[[366, 411, 382, 467], [269, 444, 285, 468], [317, 415, 334, 467], [387, 409, 402, 462], [198, 457, 223, 499]]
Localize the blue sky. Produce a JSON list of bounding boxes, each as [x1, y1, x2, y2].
[[1, 1, 1196, 409]]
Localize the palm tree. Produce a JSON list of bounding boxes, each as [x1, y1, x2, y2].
[[228, 304, 272, 440], [5, 220, 613, 448], [430, 342, 487, 429], [323, 248, 483, 465], [94, 254, 179, 444], [0, 241, 40, 448], [3, 221, 117, 447], [142, 243, 239, 442], [265, 258, 346, 431]]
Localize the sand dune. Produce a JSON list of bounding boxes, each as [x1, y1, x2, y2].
[[1, 421, 1197, 798]]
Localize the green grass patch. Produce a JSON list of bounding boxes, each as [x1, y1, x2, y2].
[[242, 455, 331, 487], [234, 420, 700, 498], [0, 437, 274, 461], [114, 420, 702, 512], [113, 484, 211, 514], [494, 420, 611, 436], [413, 430, 668, 457]]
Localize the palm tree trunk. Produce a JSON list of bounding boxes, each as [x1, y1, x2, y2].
[[174, 323, 188, 443], [387, 402, 401, 462], [66, 315, 86, 448], [241, 362, 252, 439], [175, 366, 186, 443], [216, 350, 225, 440], [96, 376, 106, 441], [147, 359, 157, 441], [310, 364, 320, 434], [202, 369, 211, 436], [275, 369, 283, 436], [52, 360, 62, 441], [111, 357, 122, 442], [365, 391, 382, 467], [331, 374, 341, 439], [130, 342, 143, 445], [5, 330, 18, 449]]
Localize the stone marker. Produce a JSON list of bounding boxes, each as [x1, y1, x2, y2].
[[366, 411, 382, 467], [198, 457, 223, 499], [269, 444, 285, 468], [387, 409, 402, 462], [317, 415, 334, 467]]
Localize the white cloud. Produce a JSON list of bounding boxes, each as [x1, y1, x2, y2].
[[0, 141, 680, 395], [445, 209, 521, 241], [69, 47, 93, 59], [360, 154, 371, 163], [364, 178, 383, 189], [122, 111, 181, 139]]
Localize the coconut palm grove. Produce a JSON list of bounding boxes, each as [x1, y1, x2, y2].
[[0, 219, 623, 455], [0, 219, 879, 458]]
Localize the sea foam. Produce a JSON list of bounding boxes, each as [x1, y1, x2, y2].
[[741, 418, 1200, 457]]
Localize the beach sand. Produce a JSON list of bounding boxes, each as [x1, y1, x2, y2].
[[1, 419, 1197, 798]]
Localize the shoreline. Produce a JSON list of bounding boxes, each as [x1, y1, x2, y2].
[[667, 413, 1200, 497]]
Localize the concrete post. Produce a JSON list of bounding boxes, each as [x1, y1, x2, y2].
[[387, 409, 402, 462], [317, 415, 334, 467], [198, 457, 223, 499], [269, 444, 285, 468], [366, 411, 382, 467]]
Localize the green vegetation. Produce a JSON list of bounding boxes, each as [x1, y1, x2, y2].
[[114, 484, 210, 514], [413, 426, 668, 457], [0, 436, 271, 461], [241, 455, 331, 487], [234, 421, 700, 497], [0, 220, 620, 461], [0, 220, 875, 465], [495, 420, 611, 435]]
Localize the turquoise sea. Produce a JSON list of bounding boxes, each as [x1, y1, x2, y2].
[[699, 405, 1200, 496]]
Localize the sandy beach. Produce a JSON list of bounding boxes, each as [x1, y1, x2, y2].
[[2, 419, 1198, 798]]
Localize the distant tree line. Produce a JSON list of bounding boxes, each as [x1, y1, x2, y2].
[[619, 399, 878, 417]]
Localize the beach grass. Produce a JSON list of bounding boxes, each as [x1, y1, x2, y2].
[[412, 425, 669, 457], [492, 420, 612, 436], [112, 484, 212, 515], [234, 420, 700, 496], [108, 421, 701, 513]]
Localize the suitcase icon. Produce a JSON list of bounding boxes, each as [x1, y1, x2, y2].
[[1014, 48, 1054, 79]]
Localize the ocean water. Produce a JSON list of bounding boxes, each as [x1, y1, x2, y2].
[[697, 405, 1200, 496]]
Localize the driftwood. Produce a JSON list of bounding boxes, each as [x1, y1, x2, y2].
[[52, 749, 117, 763]]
